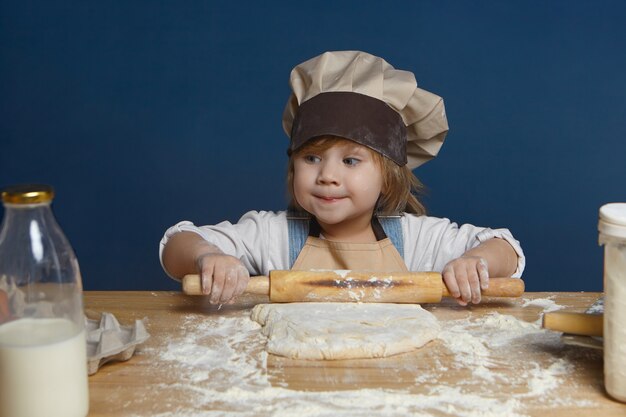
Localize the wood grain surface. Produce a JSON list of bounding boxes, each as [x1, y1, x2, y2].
[[84, 291, 624, 417]]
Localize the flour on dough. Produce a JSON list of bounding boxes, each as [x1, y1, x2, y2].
[[250, 303, 440, 360]]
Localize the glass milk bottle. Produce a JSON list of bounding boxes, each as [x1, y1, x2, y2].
[[0, 184, 89, 417], [599, 203, 626, 402]]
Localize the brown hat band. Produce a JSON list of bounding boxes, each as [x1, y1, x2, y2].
[[288, 92, 408, 166]]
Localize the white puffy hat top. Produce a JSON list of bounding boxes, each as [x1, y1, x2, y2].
[[282, 51, 449, 169]]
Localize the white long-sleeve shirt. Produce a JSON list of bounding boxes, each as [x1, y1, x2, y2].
[[159, 211, 525, 279]]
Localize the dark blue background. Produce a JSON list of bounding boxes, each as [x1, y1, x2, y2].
[[1, 1, 625, 291]]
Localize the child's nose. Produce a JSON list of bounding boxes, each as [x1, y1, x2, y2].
[[317, 161, 340, 184]]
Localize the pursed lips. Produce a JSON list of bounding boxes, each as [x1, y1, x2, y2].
[[314, 194, 346, 202]]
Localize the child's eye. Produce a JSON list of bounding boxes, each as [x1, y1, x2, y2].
[[303, 155, 321, 163], [343, 157, 360, 166]]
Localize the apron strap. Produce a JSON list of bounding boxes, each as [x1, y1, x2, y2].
[[287, 210, 310, 268], [378, 215, 405, 260]]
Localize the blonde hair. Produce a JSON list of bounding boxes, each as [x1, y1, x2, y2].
[[286, 137, 426, 215]]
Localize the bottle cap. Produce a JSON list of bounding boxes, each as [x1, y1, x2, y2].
[[599, 203, 626, 240], [1, 184, 55, 204]]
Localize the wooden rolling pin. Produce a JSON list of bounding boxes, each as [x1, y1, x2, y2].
[[182, 270, 525, 303], [542, 311, 603, 337]]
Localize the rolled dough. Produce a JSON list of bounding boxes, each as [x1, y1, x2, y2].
[[250, 303, 440, 360]]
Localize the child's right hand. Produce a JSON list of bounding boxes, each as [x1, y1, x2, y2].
[[195, 253, 250, 305]]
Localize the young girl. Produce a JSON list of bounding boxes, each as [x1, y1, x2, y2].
[[160, 51, 524, 306]]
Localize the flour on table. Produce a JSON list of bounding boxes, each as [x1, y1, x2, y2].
[[521, 297, 565, 313], [250, 302, 440, 360], [133, 307, 603, 417]]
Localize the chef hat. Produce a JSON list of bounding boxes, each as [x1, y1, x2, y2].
[[282, 51, 449, 169]]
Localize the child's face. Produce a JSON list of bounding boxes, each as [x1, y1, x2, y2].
[[293, 140, 383, 229]]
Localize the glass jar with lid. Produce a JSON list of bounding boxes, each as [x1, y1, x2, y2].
[[0, 184, 89, 417], [598, 202, 626, 402]]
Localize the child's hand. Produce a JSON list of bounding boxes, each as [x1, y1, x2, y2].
[[196, 253, 250, 305], [442, 256, 489, 306]]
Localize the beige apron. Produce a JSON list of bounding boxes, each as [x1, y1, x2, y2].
[[291, 236, 408, 272]]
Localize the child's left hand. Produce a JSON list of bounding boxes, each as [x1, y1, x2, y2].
[[442, 256, 489, 306]]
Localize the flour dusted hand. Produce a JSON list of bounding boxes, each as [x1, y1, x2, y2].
[[441, 237, 519, 306], [443, 256, 489, 306], [160, 231, 250, 304], [197, 253, 249, 304]]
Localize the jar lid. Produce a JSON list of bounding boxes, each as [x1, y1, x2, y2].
[[599, 203, 626, 239], [1, 184, 55, 204]]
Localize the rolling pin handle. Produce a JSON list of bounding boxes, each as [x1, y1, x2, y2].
[[182, 274, 270, 296], [182, 274, 203, 295], [440, 277, 525, 298]]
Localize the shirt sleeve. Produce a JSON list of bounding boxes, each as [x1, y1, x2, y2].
[[158, 211, 290, 279], [402, 214, 525, 278]]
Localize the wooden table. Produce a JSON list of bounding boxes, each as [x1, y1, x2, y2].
[[85, 291, 624, 417]]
